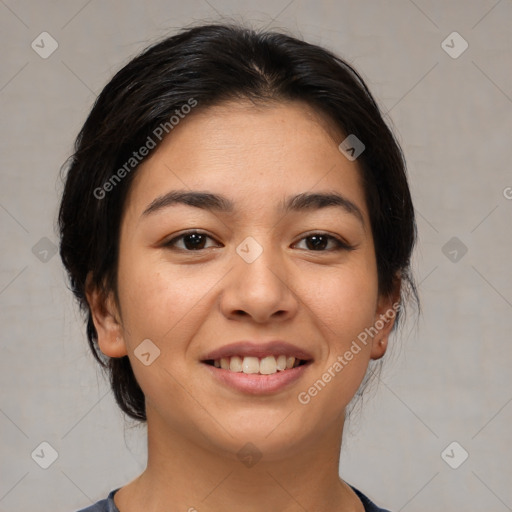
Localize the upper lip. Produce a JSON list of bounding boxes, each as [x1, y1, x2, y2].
[[201, 341, 314, 362]]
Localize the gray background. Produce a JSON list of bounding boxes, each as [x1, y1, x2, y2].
[[1, 1, 511, 511]]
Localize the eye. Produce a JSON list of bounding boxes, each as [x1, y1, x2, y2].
[[293, 233, 354, 252], [163, 231, 221, 251]]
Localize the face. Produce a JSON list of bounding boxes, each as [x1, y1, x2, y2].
[[89, 100, 398, 461]]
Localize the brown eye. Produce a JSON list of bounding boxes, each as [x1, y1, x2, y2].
[[294, 233, 354, 252], [164, 231, 219, 251]]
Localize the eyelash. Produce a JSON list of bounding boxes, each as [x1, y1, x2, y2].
[[163, 230, 355, 252]]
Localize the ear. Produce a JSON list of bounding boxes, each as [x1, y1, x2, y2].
[[85, 273, 128, 358], [370, 277, 402, 360]]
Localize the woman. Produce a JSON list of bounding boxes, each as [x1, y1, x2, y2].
[[59, 23, 418, 512]]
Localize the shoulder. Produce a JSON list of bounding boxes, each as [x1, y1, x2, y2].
[[75, 489, 120, 512], [350, 485, 392, 512]]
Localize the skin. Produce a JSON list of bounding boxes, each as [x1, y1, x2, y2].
[[87, 100, 400, 512]]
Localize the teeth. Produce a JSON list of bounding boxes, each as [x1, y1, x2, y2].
[[230, 356, 243, 372], [276, 355, 287, 371], [260, 356, 277, 375], [212, 355, 304, 375], [242, 356, 260, 374]]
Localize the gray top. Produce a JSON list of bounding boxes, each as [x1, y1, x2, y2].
[[76, 486, 391, 511]]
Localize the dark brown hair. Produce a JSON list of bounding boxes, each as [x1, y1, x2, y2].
[[59, 23, 418, 422]]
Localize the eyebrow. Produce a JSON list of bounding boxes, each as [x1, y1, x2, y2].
[[142, 190, 364, 225]]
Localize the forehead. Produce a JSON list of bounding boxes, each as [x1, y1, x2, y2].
[[123, 100, 368, 222], [168, 99, 346, 163]]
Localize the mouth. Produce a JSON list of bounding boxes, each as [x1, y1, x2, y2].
[[202, 355, 311, 375], [201, 340, 314, 370], [201, 355, 313, 395]]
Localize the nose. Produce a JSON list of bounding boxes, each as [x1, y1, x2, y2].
[[219, 244, 299, 324]]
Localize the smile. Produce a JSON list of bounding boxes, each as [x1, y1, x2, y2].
[[204, 355, 308, 375]]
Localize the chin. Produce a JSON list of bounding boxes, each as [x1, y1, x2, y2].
[[205, 416, 316, 461]]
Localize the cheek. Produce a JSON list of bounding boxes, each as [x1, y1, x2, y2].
[[299, 264, 378, 394], [116, 252, 223, 346], [289, 267, 379, 434], [303, 264, 378, 339], [115, 257, 211, 409]]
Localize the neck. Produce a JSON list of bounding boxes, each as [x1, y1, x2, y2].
[[115, 408, 364, 512]]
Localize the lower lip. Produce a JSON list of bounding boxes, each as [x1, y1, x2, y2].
[[201, 362, 312, 395]]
